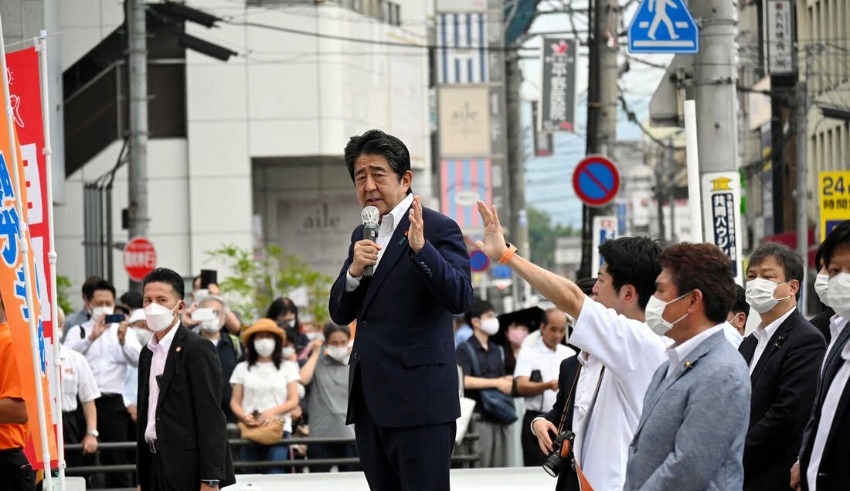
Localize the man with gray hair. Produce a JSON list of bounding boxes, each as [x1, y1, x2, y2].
[[194, 295, 242, 423]]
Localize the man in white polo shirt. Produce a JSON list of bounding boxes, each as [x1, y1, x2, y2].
[[514, 308, 574, 466]]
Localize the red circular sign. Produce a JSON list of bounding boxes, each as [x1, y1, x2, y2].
[[124, 237, 157, 281], [572, 155, 621, 206]]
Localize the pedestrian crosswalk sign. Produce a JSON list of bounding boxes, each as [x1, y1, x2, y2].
[[628, 0, 699, 54]]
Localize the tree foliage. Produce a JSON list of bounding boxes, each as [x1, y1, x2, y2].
[[205, 243, 332, 325], [527, 206, 578, 269]]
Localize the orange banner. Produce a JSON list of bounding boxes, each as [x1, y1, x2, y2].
[[0, 61, 57, 468]]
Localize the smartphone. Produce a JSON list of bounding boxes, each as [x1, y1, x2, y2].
[[104, 313, 126, 324], [200, 269, 218, 289], [529, 369, 543, 383]]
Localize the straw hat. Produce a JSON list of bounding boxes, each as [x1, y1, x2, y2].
[[241, 318, 286, 345]]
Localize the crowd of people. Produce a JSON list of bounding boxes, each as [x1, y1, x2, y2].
[[2, 128, 849, 491]]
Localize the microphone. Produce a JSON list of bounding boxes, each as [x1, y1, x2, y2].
[[361, 206, 380, 277]]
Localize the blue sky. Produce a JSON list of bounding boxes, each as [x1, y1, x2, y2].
[[518, 1, 672, 227]]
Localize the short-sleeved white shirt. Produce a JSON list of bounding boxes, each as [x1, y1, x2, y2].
[[60, 344, 101, 412], [230, 360, 300, 430], [513, 336, 575, 412]]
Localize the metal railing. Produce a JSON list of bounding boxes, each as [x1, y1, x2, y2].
[[63, 428, 480, 491]]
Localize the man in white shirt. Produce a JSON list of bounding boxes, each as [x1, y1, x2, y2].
[[63, 278, 140, 488], [793, 219, 850, 491], [514, 308, 574, 466], [737, 242, 825, 491], [476, 202, 668, 491]]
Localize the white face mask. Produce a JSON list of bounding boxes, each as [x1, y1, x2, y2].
[[254, 338, 276, 357], [199, 318, 223, 333], [745, 278, 790, 314], [644, 292, 690, 336], [814, 273, 831, 307], [327, 346, 350, 364], [92, 306, 114, 321], [281, 346, 296, 359], [827, 273, 850, 319], [479, 317, 500, 336], [144, 302, 179, 333], [133, 327, 153, 345]]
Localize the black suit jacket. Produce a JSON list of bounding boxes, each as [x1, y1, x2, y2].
[[800, 322, 850, 491], [809, 307, 835, 344], [542, 355, 581, 491], [137, 325, 235, 491], [738, 309, 826, 491], [329, 205, 473, 428]]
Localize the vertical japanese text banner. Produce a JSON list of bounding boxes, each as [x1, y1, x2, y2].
[[0, 46, 57, 468], [540, 37, 577, 133]]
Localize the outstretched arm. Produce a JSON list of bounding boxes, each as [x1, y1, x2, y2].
[[475, 202, 585, 318]]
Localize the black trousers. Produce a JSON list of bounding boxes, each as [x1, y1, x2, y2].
[[148, 447, 178, 491], [307, 441, 360, 473], [521, 409, 547, 467], [352, 382, 456, 491], [0, 447, 35, 491], [96, 393, 133, 488]]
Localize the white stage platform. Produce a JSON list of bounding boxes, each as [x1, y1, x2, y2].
[[234, 467, 553, 490]]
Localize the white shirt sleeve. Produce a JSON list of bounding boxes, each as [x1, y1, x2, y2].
[[229, 361, 247, 385], [121, 325, 142, 367], [73, 351, 101, 403], [64, 324, 92, 353], [345, 270, 362, 292], [570, 298, 669, 413]]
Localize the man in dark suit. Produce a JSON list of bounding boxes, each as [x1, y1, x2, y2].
[[738, 242, 826, 491], [793, 220, 850, 491], [536, 354, 580, 491], [136, 268, 235, 491], [329, 129, 473, 491]]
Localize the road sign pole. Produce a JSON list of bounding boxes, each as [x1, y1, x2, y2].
[[580, 0, 619, 279], [690, 0, 740, 273]]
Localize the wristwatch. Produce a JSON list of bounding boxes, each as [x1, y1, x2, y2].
[[201, 480, 219, 488], [86, 429, 99, 438]]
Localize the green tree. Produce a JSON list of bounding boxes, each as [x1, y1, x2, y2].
[[56, 274, 73, 315], [205, 244, 332, 325], [527, 206, 579, 270]]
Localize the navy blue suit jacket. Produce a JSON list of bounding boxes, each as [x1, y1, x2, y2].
[[329, 204, 473, 428]]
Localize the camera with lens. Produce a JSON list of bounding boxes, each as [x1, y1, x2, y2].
[[542, 430, 575, 478]]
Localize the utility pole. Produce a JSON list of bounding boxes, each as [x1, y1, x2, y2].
[[506, 51, 529, 307], [127, 0, 149, 292], [796, 45, 811, 312], [689, 1, 739, 243], [579, 0, 618, 278]]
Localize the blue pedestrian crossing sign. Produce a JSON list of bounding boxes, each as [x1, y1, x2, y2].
[[628, 0, 699, 54]]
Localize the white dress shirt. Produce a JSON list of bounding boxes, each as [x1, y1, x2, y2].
[[514, 336, 575, 412], [806, 331, 850, 491], [144, 325, 179, 442], [748, 306, 795, 374], [721, 321, 743, 348], [823, 315, 847, 372], [59, 344, 101, 412], [346, 193, 414, 291], [665, 325, 723, 378], [565, 297, 670, 491], [64, 319, 142, 394]]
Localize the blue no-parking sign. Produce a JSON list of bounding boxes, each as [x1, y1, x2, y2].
[[628, 0, 699, 54], [572, 155, 620, 207]]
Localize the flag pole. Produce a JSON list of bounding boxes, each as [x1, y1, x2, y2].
[[0, 18, 54, 489], [38, 28, 64, 490]]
